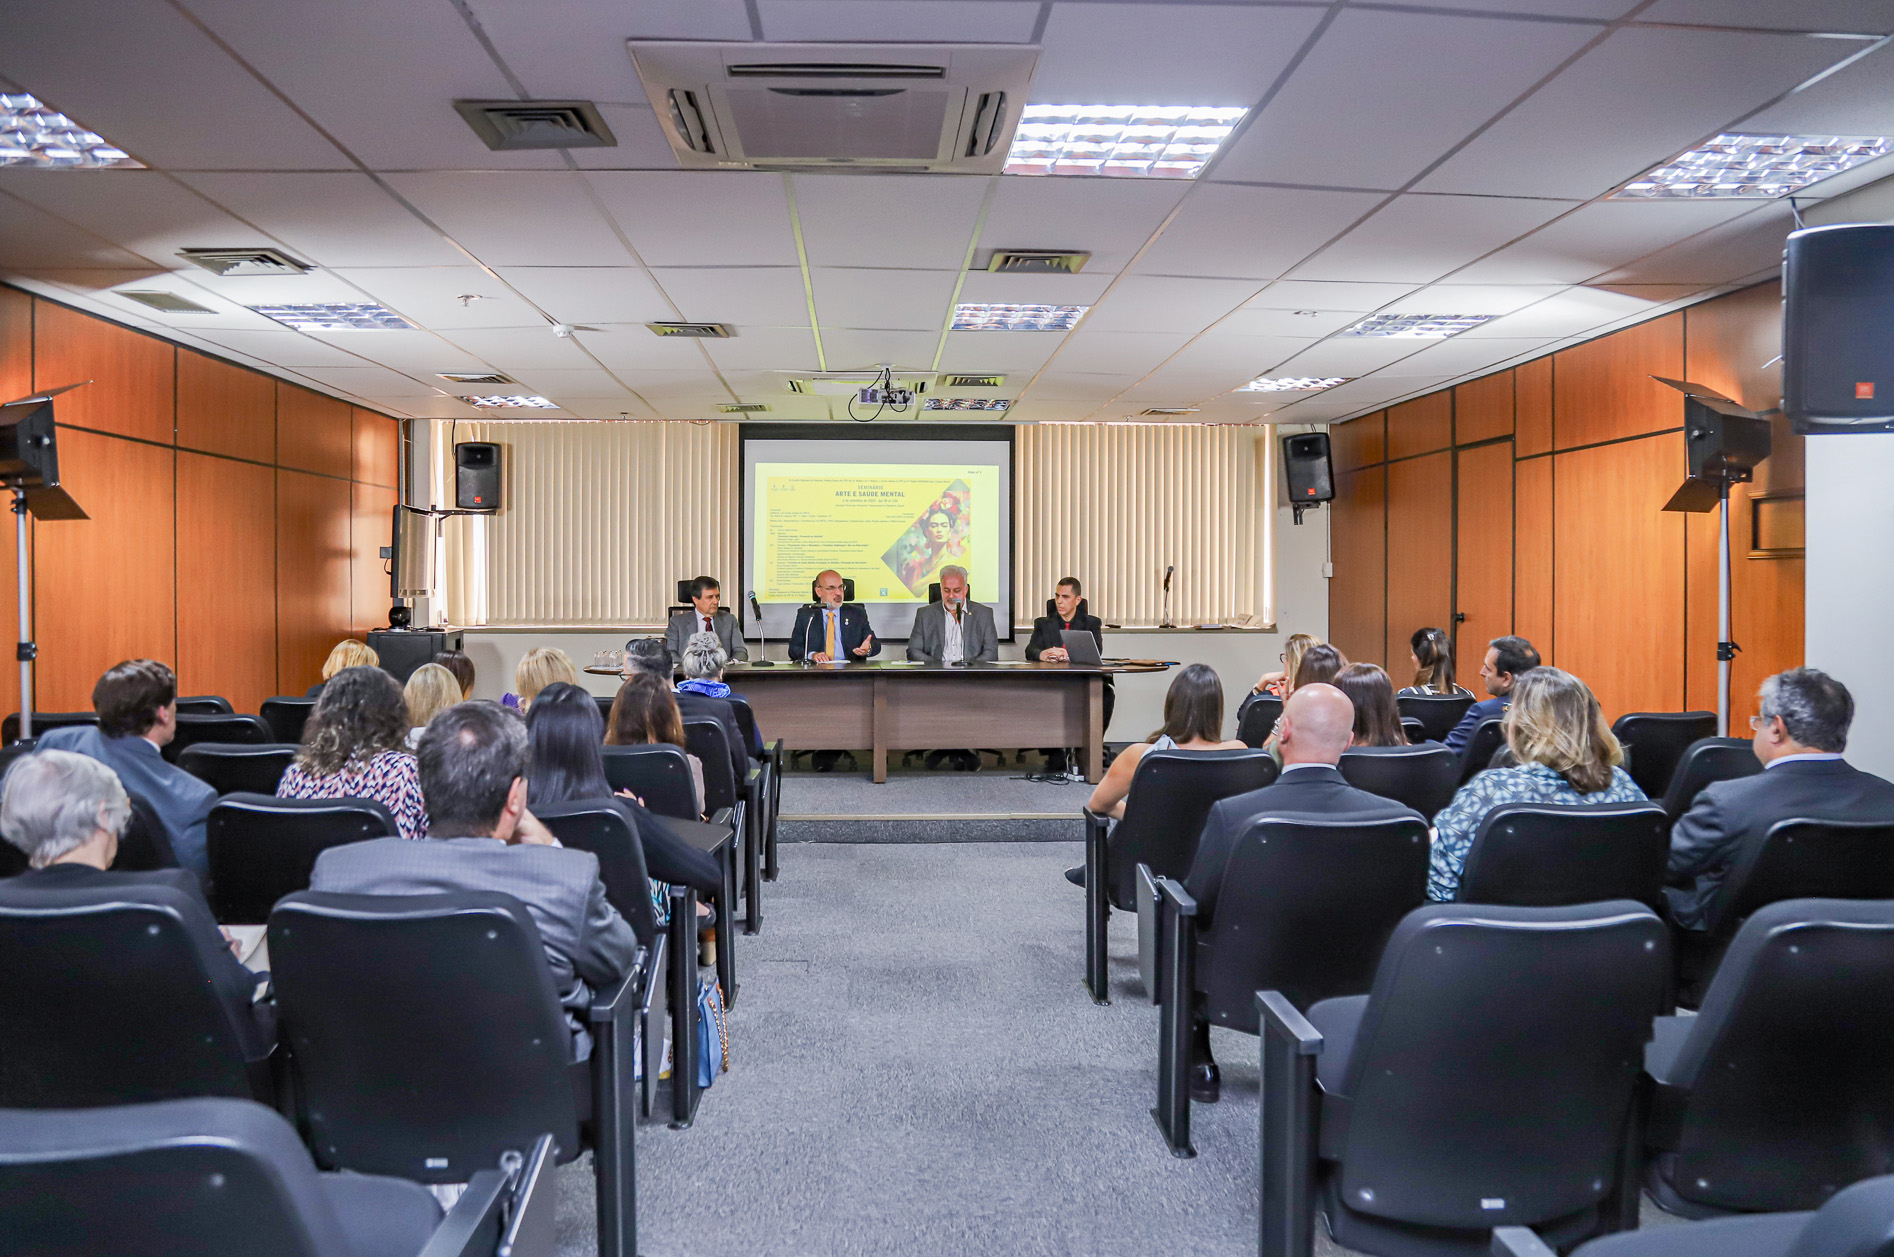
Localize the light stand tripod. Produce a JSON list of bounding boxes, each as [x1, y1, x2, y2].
[[0, 387, 90, 740]]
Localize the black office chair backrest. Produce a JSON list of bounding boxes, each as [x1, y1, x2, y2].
[[1708, 818, 1894, 938], [1330, 901, 1668, 1232], [1458, 716, 1507, 785], [1663, 898, 1894, 1213], [0, 884, 258, 1106], [1397, 693, 1476, 743], [206, 793, 398, 925], [1399, 716, 1424, 743], [269, 890, 581, 1182], [928, 582, 941, 604], [1660, 736, 1762, 824], [1201, 813, 1429, 1026], [258, 697, 317, 745], [682, 717, 737, 814], [1457, 801, 1671, 910], [725, 694, 763, 760], [602, 744, 698, 820], [117, 792, 181, 872], [0, 1098, 407, 1257], [811, 576, 856, 601], [177, 743, 297, 796], [533, 800, 659, 945], [1337, 744, 1463, 818], [1, 711, 96, 743], [1613, 711, 1718, 799], [163, 714, 274, 763], [174, 695, 235, 716], [1044, 596, 1090, 621], [1236, 695, 1283, 748], [1106, 749, 1277, 908]]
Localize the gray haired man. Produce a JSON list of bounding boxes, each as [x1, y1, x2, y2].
[[906, 566, 998, 666]]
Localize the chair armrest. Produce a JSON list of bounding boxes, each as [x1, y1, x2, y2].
[[1082, 807, 1112, 830], [587, 945, 645, 1026], [495, 1134, 557, 1257], [1258, 991, 1323, 1056], [637, 933, 666, 1018], [1157, 876, 1198, 920], [1491, 1228, 1558, 1257], [419, 1167, 510, 1257], [709, 807, 734, 829]]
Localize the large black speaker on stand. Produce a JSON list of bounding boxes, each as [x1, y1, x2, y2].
[[455, 442, 502, 510], [1282, 431, 1334, 524], [368, 630, 464, 684], [1783, 222, 1894, 434]]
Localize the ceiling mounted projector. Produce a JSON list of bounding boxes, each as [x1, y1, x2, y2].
[[628, 41, 1037, 174]]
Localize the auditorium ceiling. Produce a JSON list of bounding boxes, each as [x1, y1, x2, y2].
[[2, 0, 1891, 424]]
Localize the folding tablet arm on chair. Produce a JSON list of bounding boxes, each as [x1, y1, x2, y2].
[[1082, 808, 1112, 1003], [665, 885, 706, 1132], [1152, 876, 1200, 1159], [585, 950, 646, 1257], [1258, 990, 1324, 1257], [417, 1133, 559, 1257], [1490, 1229, 1560, 1257]]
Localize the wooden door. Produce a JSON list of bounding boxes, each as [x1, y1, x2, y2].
[[1454, 441, 1514, 683]]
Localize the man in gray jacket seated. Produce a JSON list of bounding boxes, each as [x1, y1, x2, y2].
[[311, 700, 635, 1058], [906, 565, 998, 770]]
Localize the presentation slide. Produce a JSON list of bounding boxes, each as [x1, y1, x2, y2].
[[741, 433, 1013, 643]]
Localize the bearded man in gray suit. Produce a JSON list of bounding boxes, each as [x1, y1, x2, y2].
[[906, 566, 998, 666]]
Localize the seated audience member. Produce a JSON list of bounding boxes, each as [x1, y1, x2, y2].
[[1026, 577, 1113, 774], [678, 632, 763, 759], [1428, 666, 1644, 901], [311, 702, 634, 1058], [607, 673, 705, 817], [0, 750, 271, 1054], [1443, 634, 1539, 754], [508, 647, 579, 713], [433, 650, 476, 700], [1247, 632, 1319, 705], [789, 570, 879, 662], [1668, 667, 1894, 930], [308, 639, 378, 698], [277, 666, 428, 842], [907, 566, 998, 665], [38, 660, 217, 876], [667, 575, 748, 664], [1399, 627, 1473, 697], [403, 663, 461, 748], [1333, 663, 1410, 747], [1259, 643, 1348, 758], [525, 682, 720, 916], [622, 637, 748, 785], [1182, 683, 1422, 1100]]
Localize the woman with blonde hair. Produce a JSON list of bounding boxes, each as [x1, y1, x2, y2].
[[402, 663, 462, 747], [507, 647, 579, 713], [307, 639, 379, 697], [1249, 632, 1318, 701], [1426, 666, 1645, 900]]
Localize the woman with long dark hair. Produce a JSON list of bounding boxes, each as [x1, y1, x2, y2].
[[1083, 663, 1245, 820], [1333, 663, 1409, 747], [606, 673, 705, 817], [1400, 627, 1473, 697], [278, 665, 428, 840]]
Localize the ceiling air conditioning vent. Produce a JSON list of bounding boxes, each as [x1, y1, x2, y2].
[[178, 248, 312, 277], [941, 374, 1004, 389], [119, 291, 215, 314], [988, 250, 1090, 275], [718, 402, 769, 413], [630, 42, 1037, 174], [454, 100, 617, 151], [1141, 408, 1200, 416], [647, 322, 732, 338], [437, 372, 515, 385]]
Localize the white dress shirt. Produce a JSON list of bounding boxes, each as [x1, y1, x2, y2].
[[942, 604, 965, 664]]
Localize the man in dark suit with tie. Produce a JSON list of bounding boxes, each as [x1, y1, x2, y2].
[[1181, 683, 1423, 1102], [1668, 667, 1894, 930], [789, 570, 880, 663], [665, 575, 748, 663], [1443, 634, 1540, 754]]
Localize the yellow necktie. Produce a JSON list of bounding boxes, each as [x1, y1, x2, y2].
[[825, 611, 837, 657]]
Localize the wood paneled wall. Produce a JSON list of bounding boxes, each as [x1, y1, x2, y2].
[[1328, 282, 1803, 726], [0, 284, 399, 714]]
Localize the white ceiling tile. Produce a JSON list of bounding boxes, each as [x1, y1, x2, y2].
[[1015, 401, 1113, 422], [493, 267, 676, 324], [179, 328, 382, 368], [330, 267, 547, 329], [1413, 0, 1639, 15], [0, 194, 154, 270], [702, 327, 823, 372], [1370, 336, 1546, 377], [566, 106, 685, 170], [1450, 199, 1760, 283], [0, 170, 272, 271], [810, 268, 958, 330], [935, 330, 1062, 373], [1079, 275, 1266, 334], [500, 368, 634, 397], [1288, 194, 1574, 284], [185, 269, 377, 307], [1244, 280, 1418, 312], [84, 282, 286, 331], [292, 365, 441, 398], [979, 177, 1188, 273], [1382, 285, 1569, 316], [566, 326, 715, 370], [1597, 204, 1794, 285], [1132, 185, 1389, 280], [471, 0, 753, 100], [816, 329, 940, 370], [1025, 373, 1142, 401], [648, 267, 812, 326], [173, 173, 467, 268], [362, 394, 472, 419], [618, 371, 729, 400], [1214, 307, 1363, 337], [1031, 4, 1326, 106], [1210, 10, 1600, 189], [1120, 366, 1256, 401], [1168, 333, 1324, 376], [1046, 330, 1193, 375], [440, 327, 603, 370], [1638, 0, 1894, 33], [1737, 43, 1894, 135], [587, 172, 800, 267], [792, 174, 989, 269], [383, 173, 635, 267], [1271, 339, 1433, 377], [955, 270, 1115, 305], [1416, 27, 1863, 198], [758, 1, 1040, 42], [294, 329, 493, 376], [1456, 285, 1689, 338]]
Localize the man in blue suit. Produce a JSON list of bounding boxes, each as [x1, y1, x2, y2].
[[788, 570, 880, 663], [1443, 635, 1540, 754]]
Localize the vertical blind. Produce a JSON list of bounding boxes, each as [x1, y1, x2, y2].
[[430, 420, 1273, 628]]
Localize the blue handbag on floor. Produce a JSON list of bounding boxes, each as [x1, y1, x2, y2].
[[696, 973, 728, 1089]]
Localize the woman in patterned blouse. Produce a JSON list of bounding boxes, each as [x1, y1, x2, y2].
[[1427, 666, 1646, 900], [277, 665, 429, 842]]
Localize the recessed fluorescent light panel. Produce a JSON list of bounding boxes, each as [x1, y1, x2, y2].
[[460, 394, 558, 409], [952, 303, 1088, 332], [1005, 105, 1247, 179], [1241, 377, 1351, 392], [1614, 133, 1893, 200], [1339, 314, 1494, 339], [922, 397, 1012, 411], [249, 303, 414, 331], [0, 93, 141, 168]]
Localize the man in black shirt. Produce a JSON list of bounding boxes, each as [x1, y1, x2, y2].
[[1026, 577, 1112, 774]]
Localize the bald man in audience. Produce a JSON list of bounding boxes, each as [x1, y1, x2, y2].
[[1179, 683, 1424, 1102]]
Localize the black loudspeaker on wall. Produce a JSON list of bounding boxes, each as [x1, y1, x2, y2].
[[454, 442, 502, 511], [1282, 432, 1334, 523], [1783, 222, 1894, 435]]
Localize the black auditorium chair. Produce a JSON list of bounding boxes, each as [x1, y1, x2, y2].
[[1457, 716, 1507, 785], [1258, 901, 1670, 1257], [1399, 716, 1425, 744], [174, 695, 235, 716], [206, 793, 397, 925], [0, 734, 35, 775], [1613, 711, 1718, 800], [117, 791, 182, 872], [0, 880, 274, 1106], [726, 694, 785, 882], [683, 715, 757, 934], [1145, 813, 1430, 1156], [602, 744, 699, 821], [1397, 692, 1476, 744], [260, 696, 318, 745], [269, 890, 647, 1256], [164, 713, 274, 763], [1237, 694, 1284, 748], [1455, 802, 1671, 910], [178, 742, 298, 796], [1495, 1173, 1894, 1257], [1659, 736, 1761, 825], [2, 710, 96, 743], [1643, 899, 1894, 1217], [1080, 748, 1276, 1004], [1338, 743, 1462, 817], [0, 1098, 551, 1257]]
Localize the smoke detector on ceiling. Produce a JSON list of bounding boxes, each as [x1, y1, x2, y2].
[[454, 100, 617, 150], [178, 248, 312, 277], [987, 250, 1090, 275], [647, 321, 732, 338]]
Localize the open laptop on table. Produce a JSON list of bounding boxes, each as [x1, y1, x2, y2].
[[1059, 629, 1104, 666]]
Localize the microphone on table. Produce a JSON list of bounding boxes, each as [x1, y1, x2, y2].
[[747, 591, 775, 667], [1162, 564, 1174, 592], [1160, 564, 1175, 629]]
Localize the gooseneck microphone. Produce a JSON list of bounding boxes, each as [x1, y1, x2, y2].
[[747, 591, 775, 666], [1160, 564, 1175, 628]]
